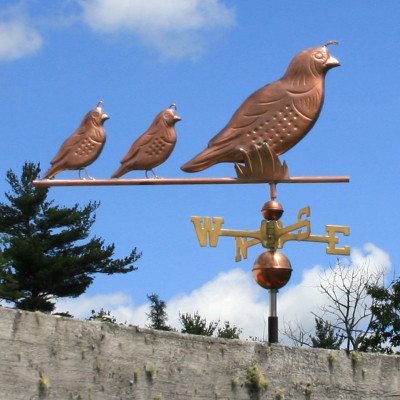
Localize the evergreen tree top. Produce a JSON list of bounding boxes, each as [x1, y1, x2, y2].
[[0, 162, 141, 312]]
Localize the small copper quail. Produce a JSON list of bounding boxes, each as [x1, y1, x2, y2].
[[111, 105, 181, 178], [44, 103, 109, 179]]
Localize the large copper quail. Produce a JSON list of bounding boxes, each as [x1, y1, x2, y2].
[[44, 103, 109, 179], [181, 42, 340, 173], [111, 105, 181, 178]]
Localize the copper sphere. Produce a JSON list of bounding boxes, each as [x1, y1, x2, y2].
[[252, 251, 292, 290], [261, 200, 284, 220]]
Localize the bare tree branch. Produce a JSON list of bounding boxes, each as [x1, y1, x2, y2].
[[280, 318, 312, 347], [315, 260, 385, 351]]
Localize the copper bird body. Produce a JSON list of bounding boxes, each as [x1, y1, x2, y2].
[[181, 42, 340, 173], [111, 106, 181, 179], [44, 103, 109, 179]]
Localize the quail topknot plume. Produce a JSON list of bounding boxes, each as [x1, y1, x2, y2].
[[44, 102, 109, 179], [111, 105, 181, 179], [181, 41, 340, 173]]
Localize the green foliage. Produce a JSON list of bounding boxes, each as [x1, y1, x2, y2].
[[245, 364, 269, 390], [217, 321, 242, 339], [179, 311, 218, 336], [358, 279, 400, 354], [310, 317, 343, 349], [304, 384, 315, 395], [0, 162, 141, 312], [144, 293, 242, 338], [327, 352, 338, 364], [276, 388, 285, 399], [145, 364, 157, 378], [231, 376, 240, 387], [39, 372, 50, 390], [351, 351, 362, 365], [0, 252, 21, 302], [146, 293, 173, 331], [179, 311, 242, 338], [88, 308, 117, 323]]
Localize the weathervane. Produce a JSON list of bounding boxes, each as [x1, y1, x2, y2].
[[190, 180, 349, 343], [33, 41, 349, 344], [191, 198, 350, 263]]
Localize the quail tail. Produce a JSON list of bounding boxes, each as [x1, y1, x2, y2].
[[181, 145, 236, 172], [181, 157, 212, 173], [43, 165, 59, 179], [111, 165, 129, 179]]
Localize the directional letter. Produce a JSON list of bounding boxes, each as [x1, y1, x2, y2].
[[325, 225, 350, 255], [191, 216, 224, 247]]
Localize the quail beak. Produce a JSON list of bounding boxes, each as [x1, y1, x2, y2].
[[325, 55, 340, 69], [102, 113, 110, 121], [174, 114, 182, 122]]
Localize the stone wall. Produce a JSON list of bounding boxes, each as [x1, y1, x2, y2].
[[0, 306, 399, 400]]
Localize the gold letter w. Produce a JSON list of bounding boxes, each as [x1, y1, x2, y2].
[[191, 217, 225, 247]]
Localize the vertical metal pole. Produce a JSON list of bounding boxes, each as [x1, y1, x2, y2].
[[268, 289, 278, 344], [269, 182, 277, 200]]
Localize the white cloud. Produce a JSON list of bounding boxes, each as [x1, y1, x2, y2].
[[55, 292, 149, 326], [78, 0, 236, 58], [167, 268, 268, 339], [0, 20, 42, 61], [55, 243, 392, 342]]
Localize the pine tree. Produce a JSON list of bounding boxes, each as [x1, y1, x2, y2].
[[310, 317, 343, 349], [146, 293, 173, 331], [0, 162, 141, 312]]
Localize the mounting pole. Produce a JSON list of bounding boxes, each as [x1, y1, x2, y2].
[[268, 289, 279, 344]]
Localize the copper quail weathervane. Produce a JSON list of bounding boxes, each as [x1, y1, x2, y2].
[[34, 41, 350, 343]]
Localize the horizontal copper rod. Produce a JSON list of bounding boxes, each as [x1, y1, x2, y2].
[[32, 176, 350, 187]]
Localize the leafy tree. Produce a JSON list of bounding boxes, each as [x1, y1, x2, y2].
[[310, 317, 343, 349], [217, 321, 242, 339], [146, 293, 173, 331], [358, 279, 400, 354], [179, 311, 219, 336], [0, 162, 141, 312]]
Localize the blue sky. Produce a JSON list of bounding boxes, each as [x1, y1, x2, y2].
[[0, 1, 399, 339]]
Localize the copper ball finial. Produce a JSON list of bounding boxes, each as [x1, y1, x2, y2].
[[252, 251, 292, 290], [262, 200, 284, 220]]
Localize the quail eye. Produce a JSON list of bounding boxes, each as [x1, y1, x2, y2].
[[92, 111, 100, 118], [164, 112, 173, 121], [313, 52, 326, 61]]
